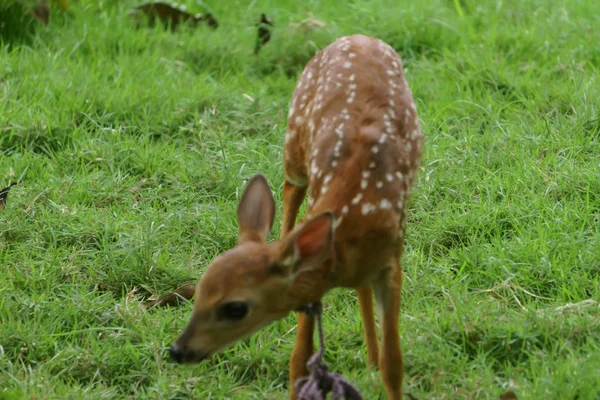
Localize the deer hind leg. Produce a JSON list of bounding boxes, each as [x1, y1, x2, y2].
[[373, 261, 403, 400], [356, 286, 379, 367]]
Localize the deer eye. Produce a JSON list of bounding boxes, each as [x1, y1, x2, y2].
[[218, 301, 249, 321]]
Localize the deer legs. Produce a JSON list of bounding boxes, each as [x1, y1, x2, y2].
[[356, 286, 379, 367], [373, 262, 404, 400], [280, 179, 312, 400], [281, 180, 307, 236]]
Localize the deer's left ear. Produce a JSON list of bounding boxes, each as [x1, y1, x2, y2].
[[293, 212, 334, 261], [236, 174, 276, 244], [272, 212, 334, 276]]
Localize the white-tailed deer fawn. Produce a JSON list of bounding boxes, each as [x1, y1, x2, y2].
[[170, 34, 423, 399]]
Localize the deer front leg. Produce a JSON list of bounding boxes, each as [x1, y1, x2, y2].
[[280, 180, 307, 237], [280, 179, 311, 400], [374, 263, 403, 400], [289, 312, 315, 400]]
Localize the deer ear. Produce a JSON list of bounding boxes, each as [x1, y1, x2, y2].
[[272, 212, 333, 276], [237, 174, 276, 243], [294, 212, 334, 260]]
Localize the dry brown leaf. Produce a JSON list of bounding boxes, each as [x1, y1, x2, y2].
[[500, 389, 518, 400], [291, 13, 328, 35], [147, 284, 196, 307], [0, 182, 17, 211], [31, 2, 50, 26], [130, 2, 218, 31], [255, 13, 273, 54], [53, 0, 70, 10]]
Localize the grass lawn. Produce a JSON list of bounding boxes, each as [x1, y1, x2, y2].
[[1, 0, 599, 398]]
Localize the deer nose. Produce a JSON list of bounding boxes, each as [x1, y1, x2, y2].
[[169, 345, 184, 363]]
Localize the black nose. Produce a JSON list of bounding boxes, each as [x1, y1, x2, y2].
[[169, 345, 184, 363]]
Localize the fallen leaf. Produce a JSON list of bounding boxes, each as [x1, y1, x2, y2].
[[291, 13, 328, 35], [31, 2, 50, 26], [255, 13, 273, 54], [500, 389, 518, 400], [0, 182, 17, 211], [53, 0, 70, 11], [147, 284, 196, 307], [130, 2, 218, 31]]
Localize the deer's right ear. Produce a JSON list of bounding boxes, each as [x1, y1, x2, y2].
[[237, 174, 276, 244]]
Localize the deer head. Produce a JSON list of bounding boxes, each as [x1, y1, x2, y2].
[[169, 174, 334, 364]]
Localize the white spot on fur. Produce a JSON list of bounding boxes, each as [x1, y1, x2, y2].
[[311, 160, 318, 175], [349, 74, 355, 81], [372, 145, 379, 154], [333, 217, 343, 230], [369, 161, 376, 169], [361, 203, 377, 215], [361, 179, 368, 190], [351, 193, 363, 205], [324, 174, 332, 185], [380, 199, 392, 209], [343, 61, 352, 68], [396, 171, 404, 182], [349, 53, 356, 58], [362, 171, 370, 178], [376, 181, 383, 189], [386, 173, 393, 182], [342, 205, 349, 215]]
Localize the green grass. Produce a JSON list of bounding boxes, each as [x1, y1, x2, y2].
[[1, 0, 599, 398]]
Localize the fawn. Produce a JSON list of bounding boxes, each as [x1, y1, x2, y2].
[[169, 34, 423, 399]]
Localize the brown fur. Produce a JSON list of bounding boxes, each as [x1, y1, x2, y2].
[[170, 35, 423, 400]]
